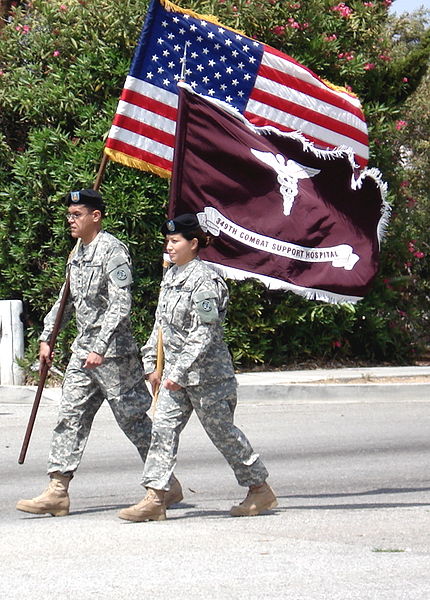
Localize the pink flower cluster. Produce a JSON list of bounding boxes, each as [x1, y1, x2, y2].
[[408, 241, 425, 259], [15, 24, 31, 34], [338, 51, 354, 61], [288, 18, 300, 29], [271, 19, 309, 34], [324, 34, 337, 42], [364, 62, 375, 70], [331, 2, 352, 17], [395, 120, 408, 131]]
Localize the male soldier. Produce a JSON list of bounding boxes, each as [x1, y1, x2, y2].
[[16, 189, 182, 517]]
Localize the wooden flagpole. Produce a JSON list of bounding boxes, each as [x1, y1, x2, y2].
[[152, 259, 170, 415], [18, 154, 110, 464], [151, 58, 189, 415]]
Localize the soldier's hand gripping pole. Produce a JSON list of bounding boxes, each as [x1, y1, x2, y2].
[[18, 154, 110, 464]]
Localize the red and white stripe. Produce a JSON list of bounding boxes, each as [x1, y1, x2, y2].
[[106, 77, 178, 173], [245, 46, 368, 167]]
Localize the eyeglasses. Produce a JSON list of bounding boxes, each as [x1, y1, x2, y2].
[[66, 212, 89, 222]]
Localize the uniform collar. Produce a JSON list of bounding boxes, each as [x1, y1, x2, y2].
[[80, 231, 102, 261], [69, 231, 103, 264], [166, 257, 200, 287]]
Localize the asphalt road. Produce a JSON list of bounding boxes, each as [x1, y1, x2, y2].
[[1, 392, 429, 600]]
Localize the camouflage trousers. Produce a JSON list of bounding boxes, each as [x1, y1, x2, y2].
[[141, 377, 269, 490], [47, 352, 152, 475]]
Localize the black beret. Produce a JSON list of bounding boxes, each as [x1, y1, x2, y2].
[[64, 189, 105, 214], [161, 213, 200, 235]]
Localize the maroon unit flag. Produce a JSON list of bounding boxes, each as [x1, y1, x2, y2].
[[104, 0, 369, 178], [169, 85, 389, 304]]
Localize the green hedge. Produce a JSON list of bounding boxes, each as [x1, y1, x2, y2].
[[1, 0, 429, 375]]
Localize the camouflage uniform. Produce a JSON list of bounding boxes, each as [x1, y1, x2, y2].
[[41, 231, 152, 474], [141, 257, 268, 490]]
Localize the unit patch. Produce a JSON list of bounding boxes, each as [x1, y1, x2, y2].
[[194, 290, 219, 323], [107, 255, 133, 288]]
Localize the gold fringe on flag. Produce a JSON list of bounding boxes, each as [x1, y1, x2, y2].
[[322, 78, 359, 99], [160, 0, 247, 37], [104, 148, 171, 179]]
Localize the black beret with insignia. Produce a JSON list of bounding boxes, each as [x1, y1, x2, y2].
[[64, 189, 105, 215], [161, 213, 200, 235]]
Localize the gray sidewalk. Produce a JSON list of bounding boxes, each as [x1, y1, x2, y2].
[[1, 365, 430, 404], [237, 365, 430, 402]]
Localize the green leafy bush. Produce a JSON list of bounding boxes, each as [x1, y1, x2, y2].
[[0, 0, 429, 376]]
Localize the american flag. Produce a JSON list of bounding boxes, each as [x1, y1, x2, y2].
[[105, 0, 369, 177]]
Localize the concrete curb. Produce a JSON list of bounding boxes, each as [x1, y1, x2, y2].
[[237, 382, 430, 403], [1, 366, 430, 404]]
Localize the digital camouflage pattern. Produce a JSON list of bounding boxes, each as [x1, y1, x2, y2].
[[141, 258, 268, 490], [142, 378, 268, 490], [40, 231, 138, 358], [141, 258, 235, 387], [48, 353, 152, 474], [42, 231, 152, 475]]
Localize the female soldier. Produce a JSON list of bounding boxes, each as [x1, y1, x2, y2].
[[119, 214, 277, 522]]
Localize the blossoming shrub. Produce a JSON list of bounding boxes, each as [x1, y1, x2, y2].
[[0, 0, 429, 372], [379, 69, 430, 357]]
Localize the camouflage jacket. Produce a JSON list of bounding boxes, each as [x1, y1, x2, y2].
[[40, 231, 138, 359], [141, 258, 236, 387]]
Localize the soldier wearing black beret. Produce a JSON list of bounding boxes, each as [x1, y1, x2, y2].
[[119, 213, 277, 522], [64, 188, 106, 215]]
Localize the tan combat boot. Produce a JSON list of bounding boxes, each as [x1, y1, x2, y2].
[[165, 474, 183, 507], [16, 472, 71, 517], [230, 482, 278, 517], [118, 488, 166, 522]]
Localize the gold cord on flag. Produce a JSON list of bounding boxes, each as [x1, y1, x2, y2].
[[103, 148, 172, 179], [321, 78, 360, 99], [160, 0, 247, 37]]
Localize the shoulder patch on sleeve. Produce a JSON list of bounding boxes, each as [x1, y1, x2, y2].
[[107, 254, 133, 288], [194, 289, 219, 323], [109, 264, 133, 288]]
